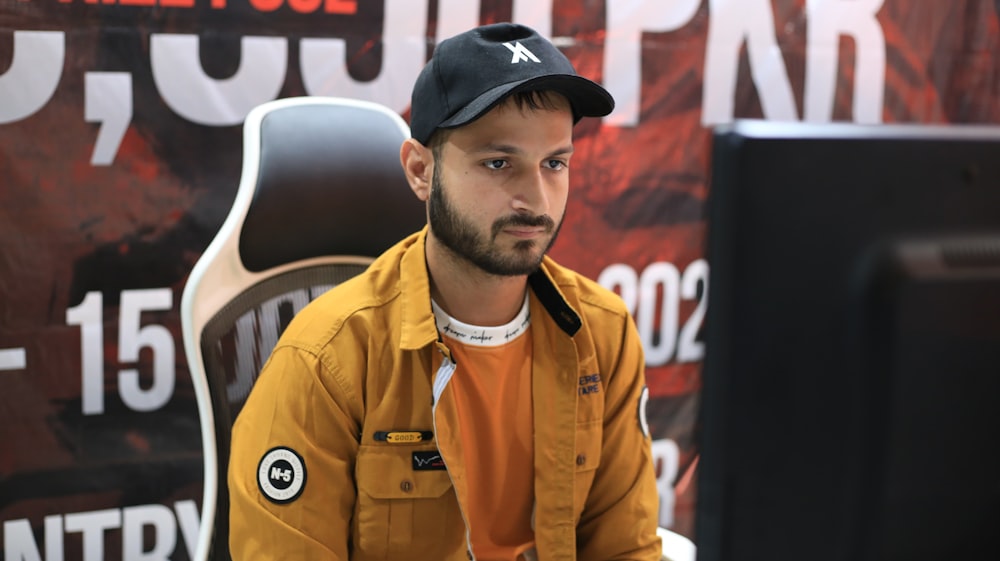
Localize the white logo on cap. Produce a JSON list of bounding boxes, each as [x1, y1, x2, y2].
[[503, 41, 541, 64]]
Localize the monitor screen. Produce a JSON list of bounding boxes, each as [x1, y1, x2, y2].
[[696, 121, 1000, 561]]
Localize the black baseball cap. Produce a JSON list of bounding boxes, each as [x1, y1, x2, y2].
[[409, 23, 615, 145]]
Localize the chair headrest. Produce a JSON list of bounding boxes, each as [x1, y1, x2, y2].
[[239, 100, 426, 272]]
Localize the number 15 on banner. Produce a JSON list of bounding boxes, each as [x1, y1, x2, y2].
[[66, 288, 176, 415]]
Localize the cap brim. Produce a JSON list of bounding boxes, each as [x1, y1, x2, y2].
[[438, 74, 615, 131]]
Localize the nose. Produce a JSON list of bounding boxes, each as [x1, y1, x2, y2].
[[511, 168, 548, 214]]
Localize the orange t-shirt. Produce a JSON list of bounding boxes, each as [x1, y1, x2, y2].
[[433, 296, 535, 561]]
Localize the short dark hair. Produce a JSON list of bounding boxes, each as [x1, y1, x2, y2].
[[425, 90, 568, 152], [505, 89, 568, 113]]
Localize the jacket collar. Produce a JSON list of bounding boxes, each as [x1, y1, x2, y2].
[[398, 227, 582, 350], [528, 263, 581, 337], [398, 228, 440, 351]]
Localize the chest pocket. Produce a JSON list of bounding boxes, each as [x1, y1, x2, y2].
[[354, 444, 458, 560], [573, 419, 603, 521]]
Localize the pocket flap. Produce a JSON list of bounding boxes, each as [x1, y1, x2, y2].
[[356, 445, 454, 499]]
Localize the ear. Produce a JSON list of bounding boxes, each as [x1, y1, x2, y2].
[[400, 138, 433, 202]]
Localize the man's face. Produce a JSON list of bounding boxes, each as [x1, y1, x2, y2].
[[427, 93, 574, 276]]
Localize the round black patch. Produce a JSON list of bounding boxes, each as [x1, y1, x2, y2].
[[257, 446, 307, 504]]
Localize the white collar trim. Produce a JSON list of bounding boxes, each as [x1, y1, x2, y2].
[[432, 292, 531, 347]]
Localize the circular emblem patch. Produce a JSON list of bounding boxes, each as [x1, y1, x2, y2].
[[637, 386, 650, 439], [257, 447, 307, 504]]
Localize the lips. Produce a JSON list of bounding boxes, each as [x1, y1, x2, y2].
[[504, 227, 547, 238], [493, 214, 555, 238]]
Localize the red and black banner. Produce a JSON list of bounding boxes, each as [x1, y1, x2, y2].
[[1, 0, 998, 557]]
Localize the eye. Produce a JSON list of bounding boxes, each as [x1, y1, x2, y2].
[[544, 159, 567, 171], [484, 159, 509, 170]]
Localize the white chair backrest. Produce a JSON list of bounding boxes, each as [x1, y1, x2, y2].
[[180, 96, 424, 561]]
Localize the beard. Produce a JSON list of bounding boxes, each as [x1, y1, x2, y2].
[[428, 165, 562, 277]]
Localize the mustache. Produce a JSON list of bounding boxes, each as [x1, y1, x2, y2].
[[491, 214, 556, 237]]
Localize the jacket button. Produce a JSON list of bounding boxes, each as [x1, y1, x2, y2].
[[400, 480, 413, 492], [576, 454, 586, 466]]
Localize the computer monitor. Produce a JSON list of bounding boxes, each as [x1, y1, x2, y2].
[[696, 121, 1000, 561]]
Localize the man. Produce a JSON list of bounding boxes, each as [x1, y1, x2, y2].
[[228, 22, 661, 561]]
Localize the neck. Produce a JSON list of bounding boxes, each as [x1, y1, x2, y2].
[[425, 234, 531, 326]]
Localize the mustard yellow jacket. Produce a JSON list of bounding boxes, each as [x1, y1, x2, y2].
[[228, 229, 661, 560]]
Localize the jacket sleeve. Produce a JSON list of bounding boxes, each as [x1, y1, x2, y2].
[[577, 311, 662, 561], [228, 344, 362, 560]]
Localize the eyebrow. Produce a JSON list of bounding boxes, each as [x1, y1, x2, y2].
[[471, 143, 575, 157]]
